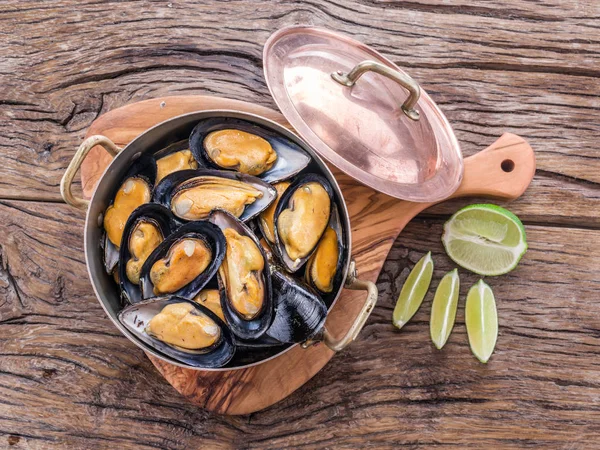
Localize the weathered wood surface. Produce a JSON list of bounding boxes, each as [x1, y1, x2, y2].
[[0, 0, 599, 448], [1, 201, 600, 448]]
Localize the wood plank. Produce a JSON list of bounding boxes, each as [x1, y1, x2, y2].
[[1, 200, 599, 447], [0, 0, 598, 225]]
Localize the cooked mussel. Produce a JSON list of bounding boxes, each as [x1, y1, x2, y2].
[[118, 296, 235, 368], [304, 205, 345, 295], [118, 204, 175, 304], [208, 210, 273, 340], [204, 129, 277, 176], [154, 169, 276, 223], [193, 289, 225, 321], [103, 155, 156, 249], [189, 117, 310, 183], [274, 174, 335, 272], [139, 221, 226, 300], [153, 140, 199, 184], [266, 268, 327, 344], [258, 181, 291, 244]]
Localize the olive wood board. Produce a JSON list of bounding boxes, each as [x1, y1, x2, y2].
[[80, 95, 535, 415]]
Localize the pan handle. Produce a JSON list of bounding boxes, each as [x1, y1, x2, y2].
[[60, 135, 121, 211], [331, 60, 421, 121], [303, 261, 378, 352]]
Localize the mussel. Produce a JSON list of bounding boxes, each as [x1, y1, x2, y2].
[[189, 117, 310, 183], [193, 289, 225, 321], [266, 268, 327, 344], [139, 221, 226, 300], [154, 169, 276, 223], [118, 204, 176, 304], [101, 155, 156, 276], [208, 210, 274, 340], [304, 205, 345, 295], [153, 140, 199, 184], [103, 155, 156, 249], [118, 296, 235, 368], [257, 181, 291, 244], [273, 174, 335, 272]]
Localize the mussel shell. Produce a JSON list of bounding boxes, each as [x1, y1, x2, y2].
[[273, 173, 335, 273], [304, 204, 346, 298], [118, 204, 177, 304], [102, 232, 119, 275], [139, 221, 226, 300], [266, 268, 327, 344], [154, 169, 276, 223], [208, 210, 274, 340], [118, 296, 235, 368], [189, 117, 311, 183]]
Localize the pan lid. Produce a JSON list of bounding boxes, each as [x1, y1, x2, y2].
[[263, 26, 463, 202]]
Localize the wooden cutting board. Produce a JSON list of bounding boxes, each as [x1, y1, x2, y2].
[[80, 95, 535, 415]]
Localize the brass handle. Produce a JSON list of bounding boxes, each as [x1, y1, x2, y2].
[[303, 261, 379, 352], [60, 135, 121, 211], [331, 60, 421, 121]]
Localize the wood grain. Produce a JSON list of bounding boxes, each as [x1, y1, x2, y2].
[[1, 200, 599, 448], [0, 0, 599, 223], [0, 0, 599, 447]]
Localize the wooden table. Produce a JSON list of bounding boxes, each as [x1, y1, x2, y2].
[[1, 1, 599, 448]]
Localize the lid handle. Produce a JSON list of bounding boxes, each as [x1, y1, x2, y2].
[[331, 60, 421, 121]]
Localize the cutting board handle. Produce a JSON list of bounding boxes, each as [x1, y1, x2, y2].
[[451, 132, 535, 201], [386, 133, 535, 227]]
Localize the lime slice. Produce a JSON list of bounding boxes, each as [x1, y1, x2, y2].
[[392, 252, 433, 329], [442, 204, 527, 276], [430, 269, 460, 349], [465, 280, 498, 363]]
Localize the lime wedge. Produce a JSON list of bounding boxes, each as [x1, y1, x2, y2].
[[430, 269, 460, 349], [442, 204, 527, 276], [465, 280, 498, 363], [392, 252, 433, 329]]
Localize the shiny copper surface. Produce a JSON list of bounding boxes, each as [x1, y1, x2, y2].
[[263, 26, 463, 202]]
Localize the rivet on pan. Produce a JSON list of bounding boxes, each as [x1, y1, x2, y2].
[[132, 152, 142, 161], [97, 213, 104, 227]]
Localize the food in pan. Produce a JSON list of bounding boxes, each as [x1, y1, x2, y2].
[[149, 238, 213, 295], [258, 181, 290, 244], [154, 169, 276, 222], [204, 129, 277, 176], [104, 177, 152, 247], [156, 149, 198, 183], [111, 121, 347, 368]]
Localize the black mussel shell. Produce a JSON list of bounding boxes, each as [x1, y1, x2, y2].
[[153, 139, 203, 184], [118, 204, 177, 305], [102, 232, 119, 275], [118, 296, 235, 368], [273, 173, 335, 273], [154, 169, 276, 223], [304, 204, 346, 299], [234, 335, 285, 349], [139, 221, 226, 300], [266, 268, 327, 344], [225, 342, 290, 367], [189, 117, 311, 183], [208, 210, 274, 340]]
